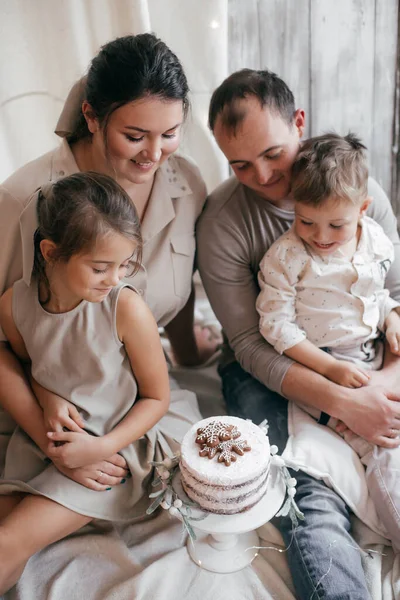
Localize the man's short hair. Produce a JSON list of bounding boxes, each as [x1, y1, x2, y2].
[[291, 132, 369, 206], [208, 69, 295, 134]]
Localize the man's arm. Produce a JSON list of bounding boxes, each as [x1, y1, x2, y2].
[[281, 362, 400, 447], [367, 177, 400, 301], [367, 178, 400, 381], [197, 212, 293, 395]]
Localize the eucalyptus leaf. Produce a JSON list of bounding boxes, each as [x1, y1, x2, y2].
[[276, 497, 292, 518], [182, 515, 197, 542], [165, 488, 173, 505], [146, 491, 165, 515], [149, 489, 165, 498]]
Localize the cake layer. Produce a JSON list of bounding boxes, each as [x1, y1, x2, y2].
[[180, 461, 270, 501], [182, 470, 270, 514]]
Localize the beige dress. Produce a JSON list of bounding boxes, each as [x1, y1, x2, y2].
[[0, 280, 165, 521], [0, 141, 206, 475]]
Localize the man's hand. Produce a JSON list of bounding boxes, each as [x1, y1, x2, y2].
[[324, 359, 370, 388], [40, 395, 85, 433], [338, 384, 400, 447], [47, 430, 111, 469], [53, 453, 129, 491], [385, 311, 400, 355]]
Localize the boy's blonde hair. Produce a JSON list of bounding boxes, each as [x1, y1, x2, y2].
[[291, 132, 368, 206]]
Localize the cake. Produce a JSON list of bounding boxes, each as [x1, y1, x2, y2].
[[180, 416, 270, 515]]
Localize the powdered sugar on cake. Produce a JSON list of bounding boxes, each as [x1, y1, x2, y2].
[[180, 416, 270, 514]]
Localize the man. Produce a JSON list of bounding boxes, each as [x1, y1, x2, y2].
[[197, 68, 400, 600]]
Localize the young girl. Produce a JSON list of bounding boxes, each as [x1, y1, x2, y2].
[[256, 132, 400, 549], [0, 172, 170, 594]]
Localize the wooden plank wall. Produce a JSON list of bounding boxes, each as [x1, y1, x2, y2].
[[228, 0, 399, 215]]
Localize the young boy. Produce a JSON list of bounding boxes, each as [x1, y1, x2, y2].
[[257, 132, 400, 549]]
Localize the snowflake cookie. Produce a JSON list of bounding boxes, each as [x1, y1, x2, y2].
[[195, 420, 237, 447], [217, 438, 252, 466], [198, 444, 218, 459]]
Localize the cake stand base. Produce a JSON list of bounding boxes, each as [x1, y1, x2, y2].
[[187, 529, 260, 573], [175, 465, 286, 574]]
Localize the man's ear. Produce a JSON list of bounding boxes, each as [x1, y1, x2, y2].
[[39, 239, 58, 264], [294, 109, 306, 139], [359, 195, 372, 217], [82, 101, 99, 134]]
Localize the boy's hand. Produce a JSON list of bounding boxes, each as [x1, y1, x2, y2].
[[324, 360, 370, 388], [41, 396, 85, 434], [385, 311, 400, 355], [46, 430, 110, 469]]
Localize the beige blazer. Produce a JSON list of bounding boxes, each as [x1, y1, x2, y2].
[[0, 139, 207, 340]]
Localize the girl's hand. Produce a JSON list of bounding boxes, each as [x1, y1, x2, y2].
[[46, 430, 110, 469], [53, 454, 129, 491], [41, 395, 85, 433]]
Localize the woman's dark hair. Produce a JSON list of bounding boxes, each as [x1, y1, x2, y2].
[[69, 33, 190, 143], [33, 172, 142, 302], [208, 68, 295, 134]]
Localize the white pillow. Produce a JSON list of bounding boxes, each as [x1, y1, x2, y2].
[[282, 402, 388, 538]]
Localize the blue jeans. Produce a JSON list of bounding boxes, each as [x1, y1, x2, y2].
[[219, 361, 371, 600]]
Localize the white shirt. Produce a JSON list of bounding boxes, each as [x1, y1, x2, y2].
[[257, 216, 399, 365]]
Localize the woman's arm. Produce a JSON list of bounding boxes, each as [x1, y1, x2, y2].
[[164, 283, 198, 365], [0, 288, 129, 487], [0, 289, 50, 453], [29, 376, 86, 433], [48, 288, 170, 468]]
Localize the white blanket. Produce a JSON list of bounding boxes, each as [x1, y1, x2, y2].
[[2, 358, 295, 600], [2, 361, 400, 600]]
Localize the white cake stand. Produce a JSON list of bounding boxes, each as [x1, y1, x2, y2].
[[174, 464, 286, 573]]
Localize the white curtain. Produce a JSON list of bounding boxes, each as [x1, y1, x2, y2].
[[0, 0, 229, 191]]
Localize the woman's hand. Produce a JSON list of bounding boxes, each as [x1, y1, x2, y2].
[[46, 430, 111, 469], [41, 395, 86, 433], [164, 284, 222, 367], [170, 325, 221, 367], [53, 453, 129, 491], [193, 324, 222, 364]]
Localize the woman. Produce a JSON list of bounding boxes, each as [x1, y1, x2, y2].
[[0, 33, 215, 493]]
